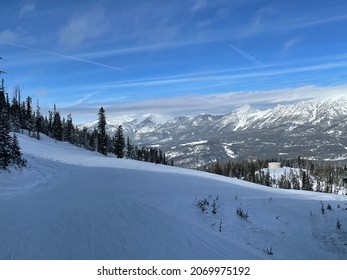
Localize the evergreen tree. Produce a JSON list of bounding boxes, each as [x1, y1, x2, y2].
[[25, 96, 34, 136], [64, 114, 74, 143], [10, 86, 21, 132], [89, 128, 98, 151], [34, 101, 42, 140], [0, 79, 13, 169], [97, 107, 107, 155], [113, 125, 125, 158], [52, 109, 63, 141], [11, 134, 25, 168], [47, 111, 53, 137], [126, 136, 134, 158]]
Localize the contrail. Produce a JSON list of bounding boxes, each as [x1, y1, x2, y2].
[[7, 43, 124, 72], [229, 43, 263, 66]]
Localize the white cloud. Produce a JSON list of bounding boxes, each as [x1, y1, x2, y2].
[[62, 84, 347, 122], [8, 42, 123, 71], [229, 43, 263, 65], [0, 30, 18, 44], [283, 38, 301, 51], [59, 7, 108, 48], [191, 0, 207, 14], [19, 2, 35, 17]]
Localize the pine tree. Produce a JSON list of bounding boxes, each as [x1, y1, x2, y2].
[[302, 171, 312, 191], [34, 101, 42, 140], [97, 107, 107, 155], [52, 109, 63, 141], [10, 86, 21, 132], [64, 114, 74, 143], [126, 136, 134, 159], [0, 79, 13, 169], [25, 96, 34, 136], [11, 134, 25, 168], [113, 125, 125, 158], [47, 111, 53, 137]]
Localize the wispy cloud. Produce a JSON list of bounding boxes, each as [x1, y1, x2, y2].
[[62, 84, 347, 122], [42, 56, 347, 97], [7, 43, 124, 72], [78, 40, 208, 60], [0, 30, 18, 44], [58, 6, 109, 48], [237, 6, 347, 40], [19, 2, 36, 17], [282, 38, 301, 51], [229, 43, 263, 66], [191, 0, 207, 15]]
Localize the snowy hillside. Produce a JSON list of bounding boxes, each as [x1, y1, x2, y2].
[[78, 96, 347, 167], [0, 133, 347, 259]]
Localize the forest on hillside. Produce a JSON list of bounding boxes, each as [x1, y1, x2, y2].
[[202, 157, 347, 194], [0, 78, 170, 170]]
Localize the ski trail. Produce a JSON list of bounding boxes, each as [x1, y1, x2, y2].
[[56, 216, 68, 255]]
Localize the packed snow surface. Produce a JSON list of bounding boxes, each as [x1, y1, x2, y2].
[[0, 133, 347, 260]]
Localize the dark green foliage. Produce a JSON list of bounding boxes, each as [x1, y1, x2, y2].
[[264, 248, 273, 256], [0, 79, 25, 169], [113, 125, 125, 158], [321, 204, 325, 214], [97, 107, 107, 155], [52, 108, 63, 141], [0, 80, 13, 169], [64, 114, 74, 144], [236, 208, 249, 220], [25, 96, 34, 136], [11, 134, 26, 168], [10, 86, 21, 132], [211, 199, 218, 215], [34, 101, 43, 140], [202, 156, 347, 194], [196, 198, 209, 212], [0, 64, 169, 168]]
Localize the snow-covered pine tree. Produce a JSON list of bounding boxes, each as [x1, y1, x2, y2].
[[97, 107, 107, 155]]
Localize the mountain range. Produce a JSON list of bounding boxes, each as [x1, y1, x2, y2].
[[80, 96, 347, 168]]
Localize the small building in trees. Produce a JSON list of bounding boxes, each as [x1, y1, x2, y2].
[[268, 162, 281, 169]]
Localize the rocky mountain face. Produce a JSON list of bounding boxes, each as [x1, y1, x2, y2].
[[80, 97, 347, 168]]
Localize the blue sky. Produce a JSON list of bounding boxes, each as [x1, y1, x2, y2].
[[2, 0, 347, 123]]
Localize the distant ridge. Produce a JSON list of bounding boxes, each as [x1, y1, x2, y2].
[[80, 96, 347, 167]]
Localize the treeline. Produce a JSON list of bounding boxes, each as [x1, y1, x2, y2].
[[0, 81, 26, 169], [92, 106, 170, 164], [201, 156, 347, 194], [0, 80, 170, 169]]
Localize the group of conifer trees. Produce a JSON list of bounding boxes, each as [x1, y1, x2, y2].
[[0, 80, 26, 169], [202, 157, 347, 194], [0, 75, 169, 169], [95, 106, 170, 164]]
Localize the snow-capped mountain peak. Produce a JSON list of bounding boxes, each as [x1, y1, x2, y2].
[[79, 96, 347, 167]]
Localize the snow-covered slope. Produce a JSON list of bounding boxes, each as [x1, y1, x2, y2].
[[0, 134, 346, 259]]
